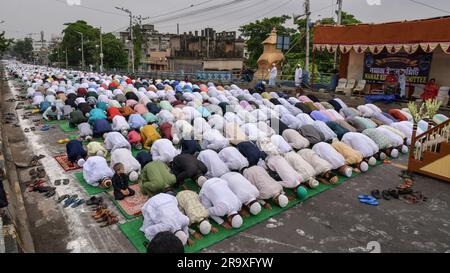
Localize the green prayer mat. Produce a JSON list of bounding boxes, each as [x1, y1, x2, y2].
[[117, 161, 384, 254], [60, 122, 78, 133], [44, 119, 67, 125], [74, 172, 138, 196]]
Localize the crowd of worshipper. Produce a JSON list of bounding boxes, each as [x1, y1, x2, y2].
[[7, 62, 449, 252]]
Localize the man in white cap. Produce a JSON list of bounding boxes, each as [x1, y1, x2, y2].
[[341, 132, 379, 166], [86, 141, 108, 157], [312, 142, 354, 178], [177, 190, 217, 238], [104, 131, 131, 153], [111, 115, 131, 136], [295, 64, 303, 87], [269, 63, 277, 86], [197, 149, 230, 178], [220, 172, 261, 216], [110, 148, 141, 182], [218, 146, 249, 172], [284, 151, 319, 189], [200, 128, 230, 151], [151, 138, 181, 164], [198, 177, 243, 229], [80, 156, 114, 188], [243, 165, 289, 209], [140, 193, 190, 246]]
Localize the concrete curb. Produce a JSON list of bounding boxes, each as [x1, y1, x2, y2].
[[0, 66, 35, 253]]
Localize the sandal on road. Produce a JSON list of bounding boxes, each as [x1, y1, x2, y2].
[[62, 179, 70, 185], [382, 190, 392, 200], [63, 195, 79, 208], [371, 190, 381, 199], [71, 199, 85, 208], [57, 194, 70, 203], [359, 196, 379, 206]]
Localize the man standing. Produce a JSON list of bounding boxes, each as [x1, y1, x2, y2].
[[269, 63, 277, 86], [398, 70, 406, 99], [295, 64, 303, 87]]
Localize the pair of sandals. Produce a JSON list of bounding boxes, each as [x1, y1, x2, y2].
[[59, 194, 85, 208], [371, 189, 399, 201], [54, 179, 70, 186], [358, 195, 379, 206], [92, 207, 118, 227], [29, 166, 46, 179], [29, 154, 45, 167]]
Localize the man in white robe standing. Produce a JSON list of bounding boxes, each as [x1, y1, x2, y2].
[[295, 64, 303, 87], [269, 63, 277, 86]]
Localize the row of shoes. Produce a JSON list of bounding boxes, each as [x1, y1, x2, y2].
[[88, 196, 119, 228], [27, 179, 57, 198], [29, 166, 46, 179], [57, 194, 85, 208]]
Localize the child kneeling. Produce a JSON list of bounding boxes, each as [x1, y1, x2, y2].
[[112, 163, 136, 200]]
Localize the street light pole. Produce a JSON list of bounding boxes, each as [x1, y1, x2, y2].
[[65, 47, 68, 70], [99, 27, 104, 73], [75, 31, 85, 71], [115, 7, 135, 74], [333, 0, 343, 69], [304, 0, 311, 73]]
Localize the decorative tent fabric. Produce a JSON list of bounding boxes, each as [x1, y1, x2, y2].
[[313, 16, 450, 55]]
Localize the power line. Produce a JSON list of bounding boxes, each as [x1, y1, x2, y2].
[[408, 0, 450, 14], [155, 0, 263, 29], [149, 0, 253, 25], [52, 0, 127, 17]]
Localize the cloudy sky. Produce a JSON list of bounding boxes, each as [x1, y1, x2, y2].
[[1, 0, 449, 40]]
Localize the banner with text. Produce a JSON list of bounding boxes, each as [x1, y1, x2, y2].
[[363, 51, 433, 84]]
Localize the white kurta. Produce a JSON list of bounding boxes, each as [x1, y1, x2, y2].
[[257, 121, 276, 137], [151, 139, 181, 163], [375, 126, 404, 147], [218, 147, 249, 171], [112, 115, 130, 131], [197, 150, 230, 178], [198, 178, 242, 225], [193, 117, 212, 141], [270, 134, 293, 154], [284, 151, 315, 182], [221, 172, 259, 206], [110, 148, 141, 174], [266, 155, 302, 188], [241, 123, 267, 141], [296, 113, 315, 127], [312, 142, 346, 170], [341, 132, 379, 158], [201, 129, 230, 151], [295, 67, 303, 86], [83, 156, 114, 186], [282, 129, 310, 150], [313, 120, 337, 141], [140, 193, 190, 241], [104, 132, 131, 153], [208, 114, 226, 131], [297, 149, 333, 176], [281, 114, 301, 130]]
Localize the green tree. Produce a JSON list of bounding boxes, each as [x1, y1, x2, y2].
[[0, 32, 12, 56], [239, 16, 295, 69], [56, 20, 127, 70], [132, 24, 143, 70], [11, 38, 33, 62]]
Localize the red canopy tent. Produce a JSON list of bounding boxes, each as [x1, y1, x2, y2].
[[311, 16, 450, 87]]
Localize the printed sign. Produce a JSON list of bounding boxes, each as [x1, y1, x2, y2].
[[363, 50, 433, 84]]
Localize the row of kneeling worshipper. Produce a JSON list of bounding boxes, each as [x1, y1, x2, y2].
[[9, 62, 449, 248]]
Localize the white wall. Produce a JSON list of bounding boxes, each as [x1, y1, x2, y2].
[[430, 48, 450, 87], [346, 50, 365, 80]]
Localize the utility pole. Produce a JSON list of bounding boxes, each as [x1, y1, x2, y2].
[[65, 47, 68, 70], [304, 0, 311, 73], [116, 7, 135, 73], [334, 0, 343, 69], [75, 31, 85, 71], [99, 27, 104, 73]]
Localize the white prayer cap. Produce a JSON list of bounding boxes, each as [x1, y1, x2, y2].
[[129, 171, 139, 182], [77, 158, 86, 167], [197, 176, 207, 188], [360, 161, 369, 172], [368, 157, 377, 166], [401, 145, 409, 154], [307, 179, 319, 189], [174, 230, 188, 246], [231, 214, 243, 229], [344, 167, 353, 178], [249, 202, 261, 216], [96, 150, 104, 157], [390, 149, 399, 158], [277, 194, 288, 208], [199, 220, 211, 235]]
